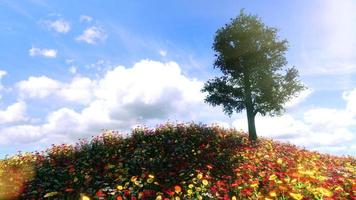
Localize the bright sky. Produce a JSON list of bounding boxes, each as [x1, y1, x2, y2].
[[0, 0, 355, 158]]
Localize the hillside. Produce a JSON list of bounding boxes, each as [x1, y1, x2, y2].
[[0, 123, 355, 200]]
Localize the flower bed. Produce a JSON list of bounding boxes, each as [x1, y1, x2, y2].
[[0, 123, 355, 200]]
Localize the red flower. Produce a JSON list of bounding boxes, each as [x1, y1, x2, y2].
[[96, 189, 105, 197], [240, 188, 253, 196]]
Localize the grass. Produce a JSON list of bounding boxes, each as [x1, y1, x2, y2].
[[0, 123, 355, 200]]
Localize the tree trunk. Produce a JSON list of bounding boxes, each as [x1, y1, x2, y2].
[[246, 106, 257, 141], [243, 73, 257, 141]]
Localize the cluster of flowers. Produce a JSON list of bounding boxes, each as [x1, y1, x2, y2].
[[0, 123, 355, 200]]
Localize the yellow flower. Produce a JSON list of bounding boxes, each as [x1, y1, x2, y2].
[[250, 183, 258, 188], [289, 192, 303, 200], [277, 158, 283, 164], [317, 175, 327, 181], [187, 189, 193, 195], [269, 191, 277, 197], [198, 195, 203, 200], [155, 195, 162, 200], [82, 195, 90, 200], [197, 173, 203, 179], [196, 187, 202, 192], [147, 178, 154, 183], [131, 176, 137, 182], [316, 187, 333, 197], [188, 184, 194, 188], [175, 197, 180, 200], [269, 174, 277, 181], [134, 180, 140, 186], [334, 186, 343, 191], [148, 174, 155, 179], [202, 179, 209, 186], [117, 185, 123, 190], [231, 196, 237, 200]]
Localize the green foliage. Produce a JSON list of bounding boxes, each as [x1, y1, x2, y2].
[[202, 10, 305, 140]]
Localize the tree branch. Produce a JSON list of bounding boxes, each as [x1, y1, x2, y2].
[[253, 108, 260, 116]]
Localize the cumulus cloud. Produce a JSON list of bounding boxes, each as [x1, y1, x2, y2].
[[29, 47, 57, 58], [42, 19, 71, 33], [58, 77, 95, 104], [76, 26, 107, 44], [17, 76, 61, 98], [80, 15, 93, 22], [0, 70, 7, 92], [0, 101, 27, 124], [5, 60, 207, 147], [159, 50, 167, 57], [16, 76, 95, 104], [285, 88, 313, 108], [69, 66, 77, 74], [343, 88, 356, 114]]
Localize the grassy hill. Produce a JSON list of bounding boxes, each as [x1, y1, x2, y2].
[[0, 123, 355, 200]]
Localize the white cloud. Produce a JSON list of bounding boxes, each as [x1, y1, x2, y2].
[[80, 15, 93, 22], [304, 108, 355, 129], [0, 125, 42, 145], [5, 60, 208, 146], [58, 77, 95, 104], [0, 70, 7, 92], [69, 66, 77, 74], [42, 19, 71, 33], [76, 26, 107, 44], [16, 76, 95, 104], [0, 101, 27, 124], [16, 76, 61, 98], [65, 59, 75, 64], [159, 50, 167, 57], [0, 71, 6, 78], [285, 88, 313, 108], [233, 114, 310, 139], [343, 88, 356, 114], [29, 47, 57, 58]]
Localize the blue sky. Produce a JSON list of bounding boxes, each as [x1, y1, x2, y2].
[[0, 0, 355, 158]]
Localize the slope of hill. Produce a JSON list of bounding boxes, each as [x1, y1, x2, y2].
[[0, 123, 355, 200]]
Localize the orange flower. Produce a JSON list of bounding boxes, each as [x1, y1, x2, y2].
[[278, 185, 288, 191], [174, 185, 182, 193]]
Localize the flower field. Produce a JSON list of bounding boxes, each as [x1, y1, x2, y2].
[[0, 123, 355, 200]]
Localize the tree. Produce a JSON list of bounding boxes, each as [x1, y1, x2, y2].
[[202, 11, 305, 141]]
